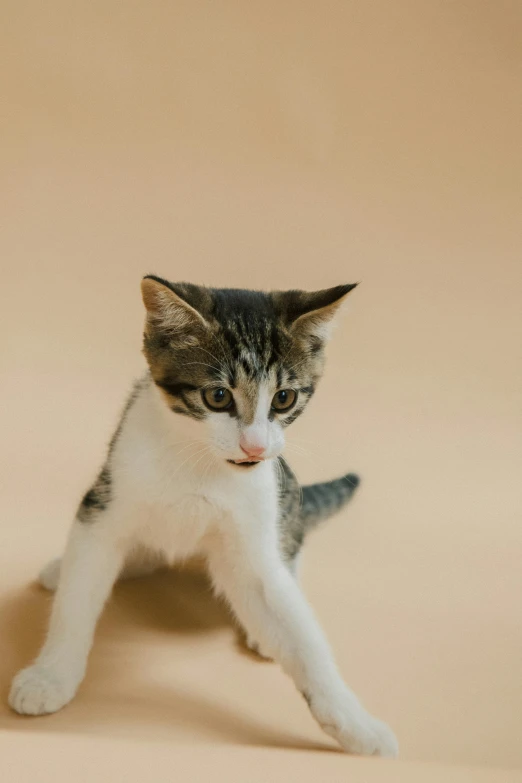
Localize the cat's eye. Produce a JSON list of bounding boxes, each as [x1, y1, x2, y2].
[[271, 389, 297, 412], [202, 387, 234, 411]]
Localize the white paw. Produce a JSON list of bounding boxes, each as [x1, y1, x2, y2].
[[362, 714, 399, 758], [337, 713, 398, 757], [9, 665, 77, 715], [38, 558, 61, 592], [311, 695, 399, 757]]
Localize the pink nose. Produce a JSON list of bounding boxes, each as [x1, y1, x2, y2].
[[239, 438, 266, 458]]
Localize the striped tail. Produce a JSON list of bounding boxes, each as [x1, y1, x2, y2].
[[300, 473, 360, 530]]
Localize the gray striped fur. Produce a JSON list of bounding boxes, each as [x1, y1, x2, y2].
[[276, 458, 360, 563]]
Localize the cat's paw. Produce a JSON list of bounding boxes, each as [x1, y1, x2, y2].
[[38, 558, 61, 591], [336, 713, 398, 758], [361, 714, 399, 758], [9, 665, 77, 715], [327, 712, 398, 758], [311, 694, 398, 757]]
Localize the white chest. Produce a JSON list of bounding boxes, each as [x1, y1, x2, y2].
[[136, 492, 221, 561]]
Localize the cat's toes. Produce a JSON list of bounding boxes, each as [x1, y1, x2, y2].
[[366, 715, 399, 758], [38, 558, 61, 591], [311, 695, 398, 757], [336, 713, 398, 758], [9, 665, 75, 715]]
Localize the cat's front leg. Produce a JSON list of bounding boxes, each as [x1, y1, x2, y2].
[[244, 552, 301, 658], [9, 518, 125, 715], [207, 520, 398, 757]]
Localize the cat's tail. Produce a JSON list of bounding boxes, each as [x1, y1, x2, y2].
[[300, 473, 360, 531]]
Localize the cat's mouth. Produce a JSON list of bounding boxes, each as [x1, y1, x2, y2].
[[227, 458, 263, 468]]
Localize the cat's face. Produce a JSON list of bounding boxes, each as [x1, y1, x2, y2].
[[141, 276, 356, 469]]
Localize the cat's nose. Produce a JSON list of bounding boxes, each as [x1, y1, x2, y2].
[[239, 437, 266, 459]]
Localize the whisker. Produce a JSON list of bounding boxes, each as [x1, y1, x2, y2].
[[195, 344, 235, 383], [159, 444, 212, 498], [180, 361, 224, 375], [187, 446, 214, 478], [169, 440, 209, 459], [285, 442, 313, 457], [198, 451, 218, 490], [195, 345, 234, 377], [283, 355, 312, 377], [284, 444, 313, 461]]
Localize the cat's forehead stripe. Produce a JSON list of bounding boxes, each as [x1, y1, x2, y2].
[[222, 319, 280, 380]]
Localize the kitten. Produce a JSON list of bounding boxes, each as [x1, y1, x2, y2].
[[9, 275, 398, 757]]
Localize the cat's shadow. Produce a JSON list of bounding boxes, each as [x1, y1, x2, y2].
[[0, 561, 336, 753], [107, 560, 236, 637]]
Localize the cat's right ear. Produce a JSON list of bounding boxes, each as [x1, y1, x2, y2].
[[273, 283, 358, 343], [141, 276, 209, 336]]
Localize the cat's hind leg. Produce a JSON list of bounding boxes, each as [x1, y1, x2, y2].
[[9, 495, 133, 715]]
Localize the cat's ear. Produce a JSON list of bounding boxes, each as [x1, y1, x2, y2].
[[141, 276, 211, 336], [275, 284, 358, 342]]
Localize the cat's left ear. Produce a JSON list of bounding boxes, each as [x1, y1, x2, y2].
[[275, 283, 358, 342], [141, 275, 212, 337]]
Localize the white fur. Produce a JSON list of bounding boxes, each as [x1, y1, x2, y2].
[[9, 376, 397, 757], [207, 377, 284, 459]]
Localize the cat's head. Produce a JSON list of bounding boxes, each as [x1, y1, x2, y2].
[[141, 275, 356, 469]]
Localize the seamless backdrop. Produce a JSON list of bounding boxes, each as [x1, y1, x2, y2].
[[1, 2, 521, 781]]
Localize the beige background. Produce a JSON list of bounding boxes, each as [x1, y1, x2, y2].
[[1, 1, 521, 780]]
